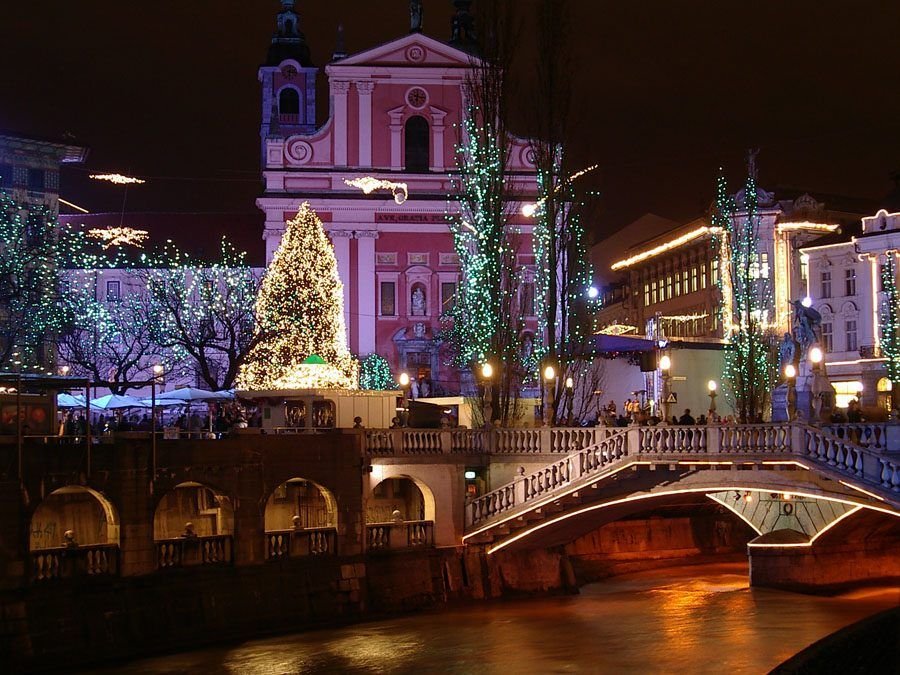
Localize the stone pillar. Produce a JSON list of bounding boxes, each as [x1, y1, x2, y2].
[[356, 81, 375, 168], [389, 108, 404, 170], [331, 230, 354, 346], [356, 231, 378, 355], [429, 107, 447, 171], [332, 81, 350, 166]]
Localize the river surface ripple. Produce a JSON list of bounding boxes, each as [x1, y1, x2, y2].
[[91, 563, 900, 674]]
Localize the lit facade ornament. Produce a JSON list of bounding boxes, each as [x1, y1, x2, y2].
[[89, 173, 146, 185], [598, 323, 638, 336], [343, 177, 409, 205], [775, 222, 840, 233], [611, 226, 722, 271]]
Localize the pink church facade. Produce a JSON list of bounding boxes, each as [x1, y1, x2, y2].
[[257, 2, 539, 394]]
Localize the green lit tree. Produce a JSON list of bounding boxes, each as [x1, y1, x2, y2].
[[444, 0, 526, 425], [528, 0, 601, 423], [713, 166, 777, 422], [138, 238, 266, 391], [880, 256, 900, 408], [359, 353, 396, 390]]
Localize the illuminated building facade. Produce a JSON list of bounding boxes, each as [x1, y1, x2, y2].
[[801, 206, 900, 411], [257, 1, 538, 393], [594, 191, 866, 343]]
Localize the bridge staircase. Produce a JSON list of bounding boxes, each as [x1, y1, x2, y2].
[[463, 423, 900, 551]]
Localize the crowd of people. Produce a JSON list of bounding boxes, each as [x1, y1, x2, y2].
[[599, 399, 746, 427]]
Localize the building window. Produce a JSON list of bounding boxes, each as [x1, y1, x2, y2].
[[651, 280, 658, 305], [404, 115, 430, 172], [760, 252, 770, 279], [665, 275, 673, 300], [521, 282, 535, 316], [674, 273, 681, 297], [380, 281, 396, 316], [821, 271, 832, 298], [682, 269, 689, 294], [106, 280, 121, 303], [691, 266, 698, 293], [711, 259, 719, 285], [845, 268, 856, 296], [877, 377, 893, 412], [0, 164, 12, 188], [27, 168, 45, 192], [821, 321, 832, 352], [800, 255, 809, 284], [644, 283, 650, 307], [831, 381, 863, 409], [441, 282, 457, 313], [700, 264, 708, 289], [845, 319, 857, 352], [279, 88, 300, 123]]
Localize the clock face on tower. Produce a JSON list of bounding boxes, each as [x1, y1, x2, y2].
[[407, 87, 427, 109]]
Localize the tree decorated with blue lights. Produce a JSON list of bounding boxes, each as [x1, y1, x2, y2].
[[712, 161, 777, 422], [444, 1, 526, 424], [359, 353, 396, 390]]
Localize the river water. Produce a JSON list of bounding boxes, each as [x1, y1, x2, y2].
[[95, 563, 899, 674]]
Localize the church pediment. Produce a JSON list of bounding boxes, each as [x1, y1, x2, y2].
[[331, 33, 476, 69]]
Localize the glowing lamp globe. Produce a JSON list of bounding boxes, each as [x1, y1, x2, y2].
[[565, 376, 574, 389], [521, 203, 538, 218], [707, 380, 717, 392], [784, 364, 797, 379], [543, 365, 556, 381], [801, 296, 813, 308], [587, 286, 599, 300], [809, 346, 824, 364], [659, 355, 671, 371], [398, 372, 410, 387], [481, 363, 494, 379]]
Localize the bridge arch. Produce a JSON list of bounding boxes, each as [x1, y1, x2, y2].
[[366, 474, 435, 523], [152, 481, 234, 540], [29, 485, 120, 551], [263, 477, 337, 531]]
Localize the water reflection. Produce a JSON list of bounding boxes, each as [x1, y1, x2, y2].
[[90, 563, 899, 674]]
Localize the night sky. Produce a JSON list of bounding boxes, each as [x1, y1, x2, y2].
[[2, 1, 898, 245]]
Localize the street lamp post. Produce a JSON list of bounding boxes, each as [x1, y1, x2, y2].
[[398, 372, 410, 426], [543, 364, 556, 427], [707, 380, 717, 420], [659, 354, 672, 424], [480, 362, 494, 426], [784, 363, 797, 420], [151, 364, 164, 482], [565, 376, 574, 426]]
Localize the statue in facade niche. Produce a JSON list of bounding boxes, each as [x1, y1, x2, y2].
[[411, 287, 426, 316]]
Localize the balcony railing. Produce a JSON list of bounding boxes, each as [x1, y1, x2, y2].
[[155, 535, 233, 569], [31, 544, 119, 582], [265, 527, 337, 560], [366, 520, 434, 551]]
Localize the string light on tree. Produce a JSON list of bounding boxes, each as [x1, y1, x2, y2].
[[880, 253, 900, 407], [237, 202, 358, 390], [520, 164, 599, 218], [359, 353, 396, 390]]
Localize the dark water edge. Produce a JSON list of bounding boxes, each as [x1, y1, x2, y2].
[[80, 562, 900, 675]]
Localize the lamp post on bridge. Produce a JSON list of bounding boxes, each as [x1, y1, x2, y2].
[[398, 372, 410, 426], [707, 380, 717, 421], [543, 364, 556, 427], [660, 354, 673, 425], [480, 361, 494, 426]]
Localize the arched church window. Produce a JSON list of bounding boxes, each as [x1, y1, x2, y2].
[[404, 116, 430, 172], [279, 88, 300, 119]]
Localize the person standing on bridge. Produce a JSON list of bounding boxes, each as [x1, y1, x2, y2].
[[678, 409, 695, 425]]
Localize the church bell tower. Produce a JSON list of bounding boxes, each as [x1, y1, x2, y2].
[[259, 1, 318, 161]]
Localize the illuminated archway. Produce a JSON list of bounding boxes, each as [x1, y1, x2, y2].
[[367, 475, 435, 523], [264, 478, 337, 531], [153, 482, 234, 540], [29, 485, 120, 551]]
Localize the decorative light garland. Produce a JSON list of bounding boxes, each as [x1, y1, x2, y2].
[[611, 225, 722, 271], [520, 164, 598, 218], [599, 323, 638, 335], [87, 227, 149, 249], [343, 177, 409, 205], [775, 222, 840, 233], [89, 173, 146, 185]]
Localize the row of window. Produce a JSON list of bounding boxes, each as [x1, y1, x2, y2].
[[377, 280, 539, 318], [820, 269, 856, 299], [820, 319, 857, 353], [643, 262, 712, 306], [0, 164, 54, 192]]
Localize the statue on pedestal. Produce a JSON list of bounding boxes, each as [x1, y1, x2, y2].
[[778, 332, 796, 371], [792, 300, 822, 358]]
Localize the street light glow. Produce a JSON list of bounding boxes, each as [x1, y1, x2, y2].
[[565, 376, 574, 389], [809, 346, 824, 364], [481, 362, 493, 379], [543, 365, 556, 381], [587, 286, 599, 300], [784, 364, 797, 378], [659, 355, 671, 371], [707, 380, 717, 392], [399, 372, 410, 387]]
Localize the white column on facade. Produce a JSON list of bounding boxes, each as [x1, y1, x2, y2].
[[356, 81, 375, 168], [332, 81, 350, 167], [429, 107, 447, 172], [330, 229, 354, 347], [388, 107, 405, 170], [356, 231, 379, 355]]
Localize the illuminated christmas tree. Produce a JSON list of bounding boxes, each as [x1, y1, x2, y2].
[[237, 202, 357, 389], [880, 256, 900, 408], [359, 353, 396, 390]]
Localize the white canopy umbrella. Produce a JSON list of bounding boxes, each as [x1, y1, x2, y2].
[[57, 393, 87, 408], [90, 394, 150, 410], [155, 387, 223, 403]]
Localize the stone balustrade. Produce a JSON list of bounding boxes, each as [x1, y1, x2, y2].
[[466, 423, 900, 529], [366, 520, 434, 551], [31, 544, 119, 582], [155, 535, 233, 569], [821, 423, 899, 451], [265, 527, 337, 560], [362, 427, 616, 456]]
